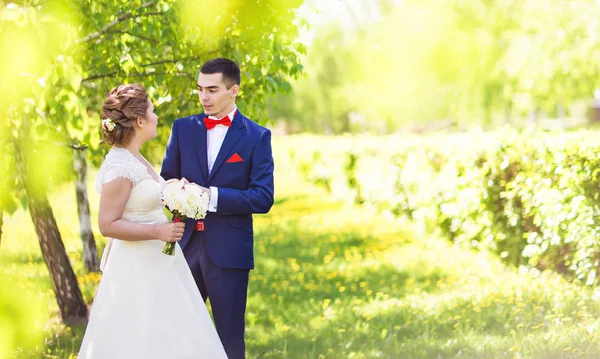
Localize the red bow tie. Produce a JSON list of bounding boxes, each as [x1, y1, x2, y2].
[[204, 115, 232, 130]]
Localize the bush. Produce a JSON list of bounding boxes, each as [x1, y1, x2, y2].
[[285, 128, 600, 285]]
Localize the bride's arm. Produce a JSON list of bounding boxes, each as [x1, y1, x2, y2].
[[98, 178, 184, 242]]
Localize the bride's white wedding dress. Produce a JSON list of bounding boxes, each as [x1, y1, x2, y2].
[[78, 147, 227, 359]]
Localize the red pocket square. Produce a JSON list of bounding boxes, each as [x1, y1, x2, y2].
[[226, 153, 244, 163]]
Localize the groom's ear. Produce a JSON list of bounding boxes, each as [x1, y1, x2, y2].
[[230, 84, 239, 98]]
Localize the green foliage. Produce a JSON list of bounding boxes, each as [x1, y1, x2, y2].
[[0, 274, 44, 356], [0, 0, 305, 210], [0, 3, 78, 212], [292, 130, 600, 285], [270, 0, 600, 133], [72, 0, 304, 165]]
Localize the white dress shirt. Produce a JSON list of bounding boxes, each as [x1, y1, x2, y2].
[[206, 107, 237, 212]]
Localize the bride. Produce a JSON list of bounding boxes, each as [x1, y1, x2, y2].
[[78, 84, 227, 359]]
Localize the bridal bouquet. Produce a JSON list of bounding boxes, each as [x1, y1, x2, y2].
[[161, 178, 210, 256]]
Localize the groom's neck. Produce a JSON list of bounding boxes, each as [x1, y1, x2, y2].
[[213, 103, 236, 119]]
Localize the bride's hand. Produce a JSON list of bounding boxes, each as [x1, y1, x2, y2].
[[157, 222, 185, 242]]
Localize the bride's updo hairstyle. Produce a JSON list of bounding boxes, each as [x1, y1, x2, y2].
[[101, 83, 149, 146]]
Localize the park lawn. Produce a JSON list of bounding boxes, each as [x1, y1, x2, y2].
[[2, 142, 600, 358]]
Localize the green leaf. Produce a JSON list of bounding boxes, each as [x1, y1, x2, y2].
[[35, 124, 48, 137], [19, 194, 28, 211], [3, 195, 18, 214], [232, 50, 244, 64], [280, 81, 292, 93], [266, 77, 278, 92]]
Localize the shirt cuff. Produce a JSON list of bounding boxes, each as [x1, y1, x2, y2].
[[208, 186, 218, 212]]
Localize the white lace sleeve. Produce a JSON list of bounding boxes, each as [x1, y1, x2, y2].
[[95, 164, 135, 193], [94, 147, 150, 193], [105, 165, 135, 184]]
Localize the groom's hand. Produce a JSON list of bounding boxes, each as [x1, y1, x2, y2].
[[198, 185, 211, 198]]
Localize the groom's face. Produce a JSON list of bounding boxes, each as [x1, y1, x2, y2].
[[197, 72, 238, 118]]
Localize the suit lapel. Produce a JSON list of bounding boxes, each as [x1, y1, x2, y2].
[[208, 112, 246, 182], [194, 115, 209, 181]]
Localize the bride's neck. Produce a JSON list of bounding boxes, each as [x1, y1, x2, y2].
[[121, 139, 144, 156]]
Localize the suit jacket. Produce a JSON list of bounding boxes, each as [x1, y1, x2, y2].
[[160, 110, 274, 269]]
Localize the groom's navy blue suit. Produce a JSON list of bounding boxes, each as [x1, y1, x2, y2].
[[161, 110, 274, 359]]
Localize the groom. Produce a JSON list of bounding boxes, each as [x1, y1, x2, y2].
[[161, 57, 274, 359]]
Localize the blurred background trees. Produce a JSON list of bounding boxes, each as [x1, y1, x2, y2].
[[269, 0, 600, 133]]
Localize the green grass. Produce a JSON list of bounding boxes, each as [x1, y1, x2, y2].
[[2, 152, 600, 358]]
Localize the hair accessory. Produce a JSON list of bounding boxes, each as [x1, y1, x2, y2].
[[102, 118, 116, 132]]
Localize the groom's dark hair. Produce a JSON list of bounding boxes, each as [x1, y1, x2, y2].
[[200, 58, 240, 89]]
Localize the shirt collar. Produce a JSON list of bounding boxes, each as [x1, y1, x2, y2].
[[208, 106, 237, 122]]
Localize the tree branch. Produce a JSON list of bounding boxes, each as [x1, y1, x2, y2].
[[106, 30, 159, 43], [139, 11, 166, 16], [141, 58, 187, 67], [125, 71, 189, 78], [140, 56, 203, 67], [81, 49, 221, 83], [76, 1, 164, 44], [140, 50, 220, 68], [68, 144, 89, 151], [81, 71, 191, 83], [82, 72, 118, 82]]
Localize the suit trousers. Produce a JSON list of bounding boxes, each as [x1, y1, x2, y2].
[[183, 232, 250, 359]]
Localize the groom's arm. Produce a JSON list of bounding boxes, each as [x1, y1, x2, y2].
[[161, 120, 181, 181], [214, 129, 274, 215]]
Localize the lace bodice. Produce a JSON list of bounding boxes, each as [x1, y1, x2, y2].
[[95, 147, 168, 225]]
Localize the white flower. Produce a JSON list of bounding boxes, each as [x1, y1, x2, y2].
[[102, 118, 116, 132], [162, 179, 210, 220]]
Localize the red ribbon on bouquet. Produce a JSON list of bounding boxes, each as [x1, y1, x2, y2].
[[173, 217, 204, 231]]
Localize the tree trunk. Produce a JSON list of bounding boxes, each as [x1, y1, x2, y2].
[[16, 141, 88, 326], [557, 101, 566, 129], [504, 102, 512, 125], [73, 148, 99, 272], [528, 108, 538, 125], [28, 192, 88, 325]]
